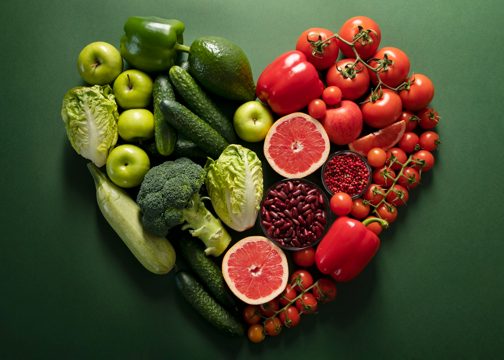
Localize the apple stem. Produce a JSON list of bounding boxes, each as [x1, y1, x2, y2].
[[175, 43, 191, 53]]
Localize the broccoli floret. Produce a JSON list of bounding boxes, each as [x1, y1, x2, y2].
[[136, 157, 231, 257]]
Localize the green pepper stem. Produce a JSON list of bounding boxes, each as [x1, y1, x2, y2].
[[362, 217, 389, 230], [175, 43, 191, 53]]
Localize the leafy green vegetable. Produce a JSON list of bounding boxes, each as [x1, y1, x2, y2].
[[205, 144, 263, 232], [61, 85, 119, 167]]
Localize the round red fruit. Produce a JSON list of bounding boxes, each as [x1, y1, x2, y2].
[[398, 131, 420, 154], [312, 278, 337, 303], [376, 203, 398, 223], [364, 183, 385, 206], [367, 147, 387, 168], [361, 89, 402, 129], [350, 198, 371, 219], [321, 100, 363, 145], [296, 292, 318, 314], [401, 111, 420, 132], [248, 324, 265, 343], [330, 192, 353, 216], [264, 316, 282, 336], [399, 74, 435, 111], [296, 27, 339, 71], [386, 184, 409, 207], [368, 47, 411, 87], [386, 147, 408, 171], [372, 167, 396, 188], [279, 306, 301, 328], [279, 284, 298, 306], [322, 86, 343, 106], [419, 131, 440, 151], [326, 59, 370, 100], [397, 166, 421, 189], [292, 247, 316, 268], [412, 150, 435, 172], [308, 98, 327, 119], [259, 299, 280, 317], [243, 305, 261, 325], [338, 16, 382, 60], [290, 269, 314, 292], [417, 107, 440, 129]]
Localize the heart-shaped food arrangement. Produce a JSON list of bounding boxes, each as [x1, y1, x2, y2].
[[61, 15, 440, 343]]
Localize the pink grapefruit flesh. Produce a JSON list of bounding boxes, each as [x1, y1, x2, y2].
[[222, 236, 288, 305], [348, 120, 406, 156], [264, 112, 330, 178]]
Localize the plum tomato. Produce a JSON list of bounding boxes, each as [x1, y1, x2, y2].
[[243, 305, 261, 325], [259, 298, 280, 317], [412, 150, 435, 172], [278, 306, 301, 328], [308, 98, 327, 119], [312, 278, 337, 303], [386, 184, 409, 207], [322, 86, 343, 106], [386, 147, 408, 171], [399, 74, 435, 111], [365, 216, 384, 235], [401, 111, 420, 132], [264, 316, 282, 336], [398, 131, 420, 154], [338, 16, 382, 60], [419, 131, 440, 151], [367, 147, 387, 168], [397, 166, 421, 189], [295, 292, 318, 314], [330, 192, 353, 216], [326, 58, 370, 100], [417, 107, 440, 129], [372, 167, 396, 188], [368, 47, 411, 88], [296, 27, 339, 70], [350, 198, 371, 219], [361, 89, 402, 129], [292, 247, 316, 268], [247, 324, 265, 343], [290, 269, 314, 292], [279, 284, 298, 306], [364, 183, 385, 206], [376, 203, 398, 223]]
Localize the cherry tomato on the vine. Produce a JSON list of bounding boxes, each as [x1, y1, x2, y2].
[[295, 292, 318, 314], [308, 98, 327, 119], [312, 278, 337, 303], [247, 324, 265, 343], [364, 183, 385, 206], [368, 47, 411, 88], [376, 203, 398, 223], [326, 58, 370, 100], [399, 74, 435, 111], [386, 184, 409, 207], [417, 107, 440, 129], [278, 284, 298, 306], [386, 147, 408, 171], [330, 192, 353, 216], [292, 247, 316, 268], [243, 305, 261, 325], [259, 298, 279, 317], [278, 306, 301, 328], [401, 111, 420, 132], [338, 16, 382, 60], [397, 166, 421, 189], [372, 167, 396, 188], [419, 131, 440, 151], [322, 86, 343, 106], [361, 89, 402, 129], [350, 198, 371, 219], [398, 131, 420, 154], [264, 317, 282, 336], [296, 27, 339, 70], [290, 269, 314, 292], [367, 147, 388, 168], [365, 216, 384, 235], [412, 150, 435, 172]]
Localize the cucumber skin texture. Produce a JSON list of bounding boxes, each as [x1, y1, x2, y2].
[[169, 66, 237, 143], [153, 75, 177, 156], [87, 163, 176, 274], [175, 271, 244, 336], [160, 99, 228, 160], [173, 136, 206, 159], [177, 237, 237, 310]]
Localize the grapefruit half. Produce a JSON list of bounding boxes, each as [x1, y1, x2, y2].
[[348, 120, 406, 156], [222, 236, 289, 305], [264, 112, 330, 178]]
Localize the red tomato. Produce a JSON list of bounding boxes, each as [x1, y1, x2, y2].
[[326, 58, 370, 100], [247, 324, 265, 343], [417, 107, 440, 129], [278, 284, 298, 306], [259, 298, 279, 317], [372, 167, 396, 188], [397, 167, 421, 189], [412, 150, 435, 172], [419, 131, 440, 151], [400, 111, 420, 131], [321, 100, 363, 145], [386, 147, 408, 171], [290, 269, 314, 292], [399, 74, 435, 111], [398, 131, 420, 154], [279, 306, 301, 328], [296, 27, 339, 70], [367, 147, 387, 168], [386, 184, 409, 207], [312, 278, 337, 303], [376, 203, 398, 223], [330, 192, 353, 216], [295, 292, 318, 314], [243, 305, 261, 325], [308, 98, 327, 119], [364, 183, 385, 206], [292, 248, 316, 268], [338, 16, 382, 60], [361, 89, 402, 128], [365, 216, 384, 235], [322, 86, 343, 106], [264, 317, 282, 336], [368, 47, 411, 88], [350, 198, 371, 219]]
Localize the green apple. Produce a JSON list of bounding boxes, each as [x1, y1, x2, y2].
[[113, 69, 153, 109], [233, 100, 274, 142], [106, 144, 150, 188], [77, 41, 123, 85], [117, 109, 155, 142]]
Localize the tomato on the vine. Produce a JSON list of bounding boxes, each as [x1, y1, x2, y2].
[[247, 324, 265, 343], [259, 298, 279, 317], [398, 131, 420, 154], [326, 58, 370, 100], [372, 167, 396, 188], [412, 150, 435, 172], [399, 74, 435, 111], [364, 183, 385, 206], [295, 292, 318, 314], [367, 147, 387, 168], [417, 107, 440, 129], [322, 86, 343, 106], [376, 203, 398, 223], [296, 27, 339, 70], [401, 111, 420, 132], [278, 284, 298, 306], [330, 192, 353, 216], [338, 16, 382, 60], [386, 184, 409, 207], [292, 247, 316, 268], [361, 89, 402, 128], [290, 269, 314, 292], [350, 198, 371, 219], [264, 316, 282, 336], [308, 98, 327, 119], [312, 278, 337, 303], [397, 166, 421, 189], [386, 147, 408, 171], [368, 47, 411, 88], [278, 306, 301, 328], [243, 305, 261, 325], [419, 131, 440, 151]]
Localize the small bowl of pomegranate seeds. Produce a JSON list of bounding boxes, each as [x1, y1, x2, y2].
[[259, 178, 329, 250], [321, 150, 372, 199]]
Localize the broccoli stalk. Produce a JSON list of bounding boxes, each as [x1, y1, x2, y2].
[[136, 158, 231, 257]]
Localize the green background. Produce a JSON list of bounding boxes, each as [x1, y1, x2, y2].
[[1, 0, 503, 358]]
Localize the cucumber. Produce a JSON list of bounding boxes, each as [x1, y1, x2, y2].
[[177, 236, 237, 310], [173, 136, 206, 159], [160, 99, 228, 159], [169, 65, 237, 143], [153, 75, 177, 156], [175, 271, 244, 336]]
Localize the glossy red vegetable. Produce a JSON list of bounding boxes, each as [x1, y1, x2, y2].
[[256, 50, 324, 115], [315, 216, 388, 282]]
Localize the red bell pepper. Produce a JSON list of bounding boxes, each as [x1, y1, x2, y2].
[[256, 50, 324, 115], [315, 216, 389, 282]]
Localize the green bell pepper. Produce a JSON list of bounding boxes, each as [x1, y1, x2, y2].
[[120, 16, 189, 73]]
